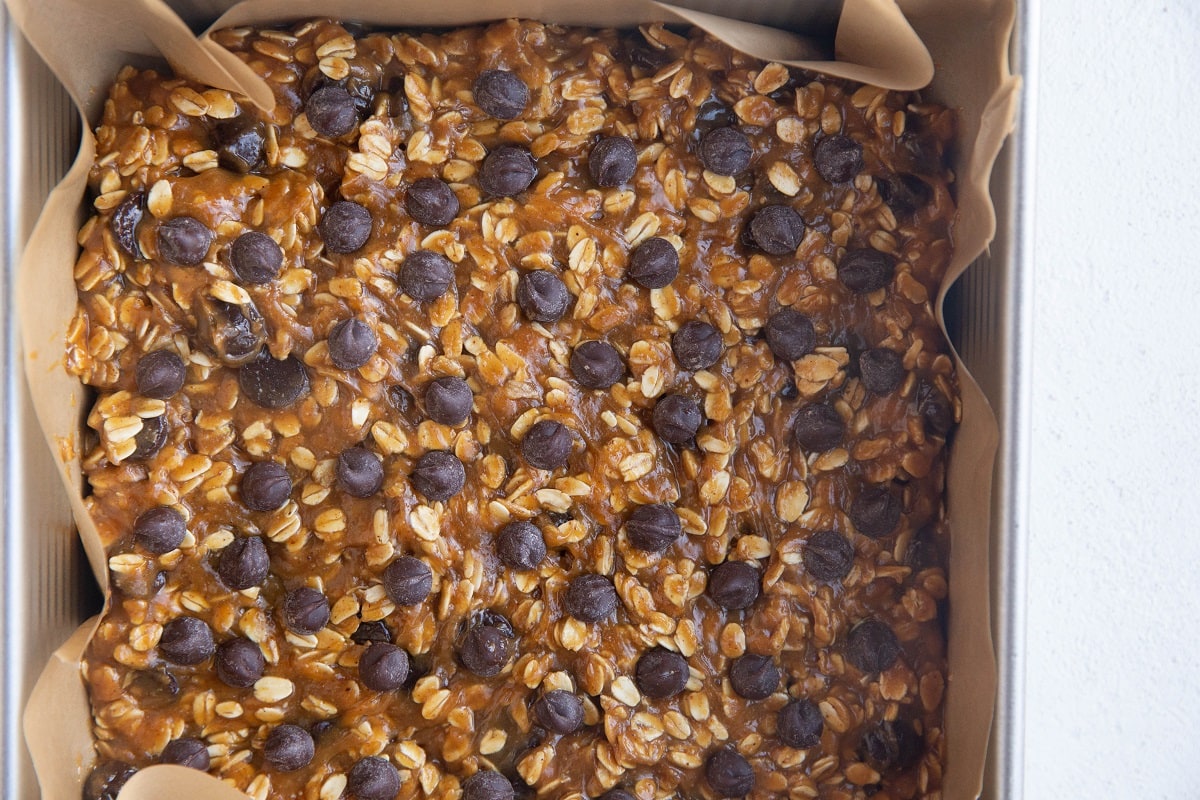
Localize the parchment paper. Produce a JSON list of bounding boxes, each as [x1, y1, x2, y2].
[[8, 0, 1019, 796]]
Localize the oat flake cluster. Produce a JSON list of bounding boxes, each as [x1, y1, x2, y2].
[[67, 17, 959, 800]]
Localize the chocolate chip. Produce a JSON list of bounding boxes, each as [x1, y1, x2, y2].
[[814, 134, 865, 184], [157, 216, 213, 266], [337, 447, 384, 498], [859, 348, 905, 394], [214, 117, 265, 173], [748, 205, 804, 255], [803, 530, 855, 582], [240, 461, 292, 511], [588, 135, 638, 187], [846, 619, 902, 673], [130, 414, 169, 460], [388, 384, 415, 415], [859, 719, 922, 772], [564, 573, 618, 623], [306, 86, 358, 138], [351, 620, 393, 645], [227, 231, 283, 285], [838, 248, 895, 293], [625, 504, 682, 553], [672, 320, 722, 371], [627, 236, 679, 288], [133, 506, 186, 555], [411, 450, 466, 501], [707, 561, 760, 610], [729, 654, 781, 700], [399, 250, 455, 300], [480, 145, 537, 197], [462, 769, 516, 800], [282, 587, 330, 635], [600, 791, 636, 800], [879, 173, 932, 218], [920, 381, 955, 437], [849, 485, 902, 538], [459, 624, 514, 677], [328, 318, 379, 370], [516, 270, 571, 322], [383, 556, 433, 606], [705, 748, 755, 797], [473, 69, 530, 120], [217, 535, 270, 590], [778, 698, 824, 749], [308, 719, 334, 740], [792, 403, 843, 451], [239, 353, 310, 409], [497, 521, 546, 571], [319, 201, 372, 254], [214, 637, 265, 688], [83, 761, 136, 800], [263, 724, 314, 772], [533, 690, 584, 734], [425, 376, 472, 425], [160, 737, 210, 770], [111, 190, 144, 258], [193, 294, 266, 368], [406, 177, 460, 226], [521, 419, 573, 471], [359, 641, 411, 691], [634, 647, 688, 698], [765, 308, 816, 361], [135, 350, 186, 399], [159, 616, 215, 665], [700, 127, 752, 176], [652, 393, 703, 444], [780, 379, 799, 400], [347, 756, 401, 800], [570, 341, 625, 389]]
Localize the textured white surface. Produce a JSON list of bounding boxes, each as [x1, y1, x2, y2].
[[1026, 1, 1200, 797]]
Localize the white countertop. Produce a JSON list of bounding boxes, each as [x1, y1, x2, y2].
[[1026, 1, 1200, 796]]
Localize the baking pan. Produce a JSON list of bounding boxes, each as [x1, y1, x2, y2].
[[0, 1, 1028, 797]]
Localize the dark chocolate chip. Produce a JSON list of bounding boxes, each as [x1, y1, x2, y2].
[[337, 447, 384, 498], [533, 690, 584, 734], [263, 724, 314, 772], [217, 535, 270, 590], [136, 350, 186, 400], [849, 485, 902, 538], [111, 190, 144, 258], [133, 506, 186, 555], [319, 201, 372, 254], [625, 504, 682, 553], [305, 86, 358, 138], [383, 556, 433, 606], [160, 737, 210, 771], [309, 720, 334, 740], [425, 376, 473, 426], [707, 561, 760, 610], [462, 769, 516, 800], [634, 647, 688, 698], [399, 250, 455, 300], [472, 69, 530, 120], [748, 205, 804, 255], [159, 616, 215, 665], [282, 587, 330, 635], [846, 619, 902, 674], [765, 308, 816, 361], [157, 216, 213, 265], [214, 637, 265, 688], [729, 654, 780, 700], [194, 294, 266, 368], [411, 450, 466, 501], [792, 403, 843, 452], [241, 461, 292, 511], [480, 145, 537, 197], [516, 270, 570, 322], [570, 341, 625, 389], [859, 719, 922, 772], [627, 237, 679, 289], [814, 134, 865, 184], [239, 353, 310, 409], [859, 348, 905, 394], [802, 530, 855, 582], [564, 573, 618, 623], [351, 620, 393, 645], [359, 641, 411, 691], [705, 748, 755, 798], [600, 791, 636, 800], [214, 117, 265, 173], [838, 249, 895, 293], [459, 624, 514, 677], [131, 666, 179, 700], [229, 231, 283, 285], [588, 135, 638, 187], [388, 384, 415, 415], [879, 173, 932, 219], [700, 127, 752, 176], [778, 698, 824, 749], [130, 414, 169, 460], [652, 393, 703, 444], [83, 761, 137, 800], [920, 381, 955, 437], [671, 320, 722, 371], [406, 177, 460, 227], [521, 419, 573, 471], [328, 318, 379, 370], [497, 521, 546, 571], [347, 756, 401, 800]]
